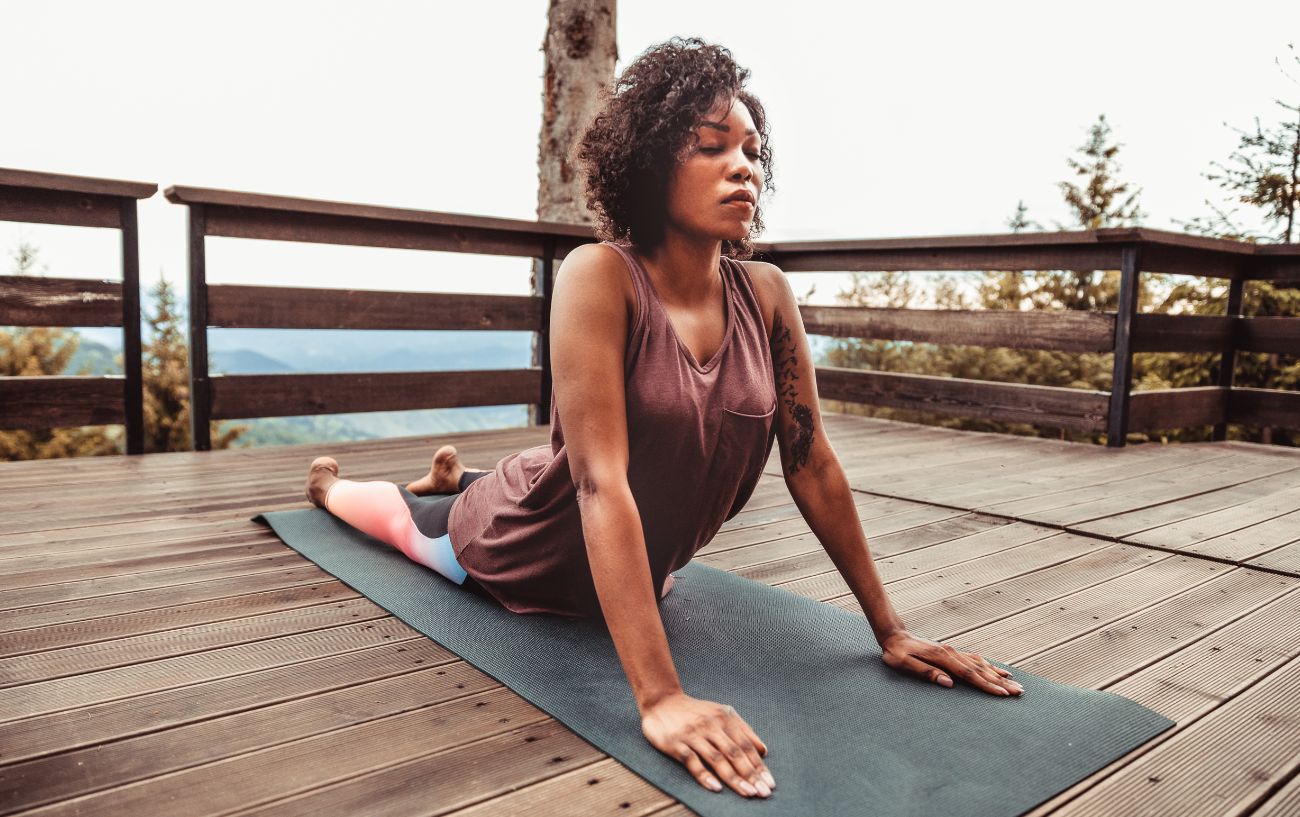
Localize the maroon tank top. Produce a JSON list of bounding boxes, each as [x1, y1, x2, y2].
[[447, 241, 777, 619]]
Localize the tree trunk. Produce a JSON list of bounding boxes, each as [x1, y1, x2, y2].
[[530, 0, 616, 426], [537, 0, 617, 225]]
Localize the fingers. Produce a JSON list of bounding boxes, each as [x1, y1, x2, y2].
[[685, 732, 770, 798], [676, 744, 725, 793], [719, 710, 774, 790], [927, 645, 1023, 696], [889, 646, 1024, 696]]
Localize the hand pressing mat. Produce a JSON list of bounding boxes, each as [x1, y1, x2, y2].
[[255, 507, 1174, 816]]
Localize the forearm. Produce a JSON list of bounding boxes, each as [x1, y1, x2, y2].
[[577, 480, 683, 712], [786, 450, 907, 644]]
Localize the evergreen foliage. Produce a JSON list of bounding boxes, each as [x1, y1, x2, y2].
[[141, 275, 247, 453], [824, 98, 1299, 447]]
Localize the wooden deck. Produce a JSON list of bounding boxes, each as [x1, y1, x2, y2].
[[2, 412, 1299, 816]]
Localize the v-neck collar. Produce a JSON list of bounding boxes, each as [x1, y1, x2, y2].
[[633, 250, 735, 374]]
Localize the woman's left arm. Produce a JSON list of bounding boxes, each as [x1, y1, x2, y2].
[[752, 262, 1023, 697]]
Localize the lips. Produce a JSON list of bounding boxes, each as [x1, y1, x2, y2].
[[722, 189, 756, 205]]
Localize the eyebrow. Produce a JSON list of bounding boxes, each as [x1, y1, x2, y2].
[[701, 121, 758, 136]]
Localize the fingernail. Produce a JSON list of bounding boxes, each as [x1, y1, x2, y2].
[[755, 780, 771, 797], [706, 777, 722, 792], [740, 780, 757, 796], [762, 771, 776, 788]]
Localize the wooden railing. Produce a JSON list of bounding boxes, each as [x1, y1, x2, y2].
[[758, 229, 1300, 444], [162, 185, 590, 451], [2, 169, 1297, 453], [0, 168, 156, 454]]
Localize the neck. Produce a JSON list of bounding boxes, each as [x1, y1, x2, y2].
[[639, 228, 723, 301]]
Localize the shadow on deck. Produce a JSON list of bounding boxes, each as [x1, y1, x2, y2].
[[2, 412, 1299, 816]]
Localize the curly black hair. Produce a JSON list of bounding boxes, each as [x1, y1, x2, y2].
[[574, 36, 775, 260]]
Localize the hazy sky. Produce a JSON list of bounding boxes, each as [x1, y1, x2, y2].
[[4, 0, 1299, 312]]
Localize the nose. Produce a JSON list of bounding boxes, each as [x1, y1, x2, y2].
[[727, 148, 752, 182]]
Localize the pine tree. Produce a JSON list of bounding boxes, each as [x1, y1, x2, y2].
[[142, 275, 247, 452], [0, 241, 122, 460]]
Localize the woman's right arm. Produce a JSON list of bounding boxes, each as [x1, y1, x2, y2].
[[550, 244, 774, 799]]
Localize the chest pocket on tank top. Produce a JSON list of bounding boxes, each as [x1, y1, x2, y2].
[[708, 396, 778, 523]]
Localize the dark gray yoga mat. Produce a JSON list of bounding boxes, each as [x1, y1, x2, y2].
[[255, 507, 1174, 816]]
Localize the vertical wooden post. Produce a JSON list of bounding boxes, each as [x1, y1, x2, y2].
[[1107, 244, 1142, 447], [532, 236, 557, 426], [119, 198, 144, 455], [1212, 273, 1245, 441], [187, 205, 211, 451]]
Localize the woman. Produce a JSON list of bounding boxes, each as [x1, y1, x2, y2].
[[304, 36, 1022, 801]]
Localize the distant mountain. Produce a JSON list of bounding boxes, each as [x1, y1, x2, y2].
[[211, 349, 296, 374], [66, 337, 122, 376]]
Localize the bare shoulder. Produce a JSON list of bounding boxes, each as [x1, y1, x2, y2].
[[556, 242, 637, 323], [739, 259, 793, 338]]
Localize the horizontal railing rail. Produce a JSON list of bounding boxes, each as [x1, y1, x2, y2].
[[0, 168, 156, 454]]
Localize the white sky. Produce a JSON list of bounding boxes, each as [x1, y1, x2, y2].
[[4, 0, 1299, 314]]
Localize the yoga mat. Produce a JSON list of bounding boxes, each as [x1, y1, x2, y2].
[[255, 507, 1174, 816]]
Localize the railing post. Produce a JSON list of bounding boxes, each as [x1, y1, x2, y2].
[[118, 198, 144, 455], [530, 236, 556, 427], [187, 204, 212, 451], [1107, 244, 1142, 447], [1211, 273, 1245, 441]]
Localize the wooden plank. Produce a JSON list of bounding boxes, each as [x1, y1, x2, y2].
[[1074, 466, 1300, 541], [0, 552, 313, 612], [1248, 540, 1300, 574], [1106, 244, 1141, 446], [1253, 768, 1300, 816], [1130, 313, 1232, 353], [0, 184, 124, 229], [1240, 315, 1300, 356], [1049, 653, 1300, 817], [0, 581, 359, 661], [816, 366, 1110, 432], [880, 545, 1165, 637], [1128, 386, 1227, 432], [1018, 569, 1299, 689], [1127, 485, 1300, 556], [208, 284, 542, 331], [949, 554, 1226, 659], [0, 375, 124, 428], [1, 647, 501, 806], [0, 616, 416, 723], [0, 567, 343, 636], [1230, 387, 1300, 430], [893, 447, 1235, 513], [976, 453, 1291, 524], [1020, 587, 1300, 817], [0, 275, 123, 327], [0, 167, 155, 199], [209, 369, 542, 419], [198, 201, 590, 260], [119, 198, 144, 456], [6, 688, 569, 817], [165, 184, 590, 245], [0, 638, 443, 764], [0, 533, 278, 591], [800, 304, 1115, 352]]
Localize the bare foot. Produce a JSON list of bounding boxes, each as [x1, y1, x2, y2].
[[406, 445, 487, 496], [660, 574, 675, 600], [305, 456, 340, 508]]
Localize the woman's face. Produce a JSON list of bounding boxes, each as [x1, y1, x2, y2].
[[663, 96, 764, 243]]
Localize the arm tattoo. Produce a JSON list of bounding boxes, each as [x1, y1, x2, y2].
[[769, 311, 815, 475]]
